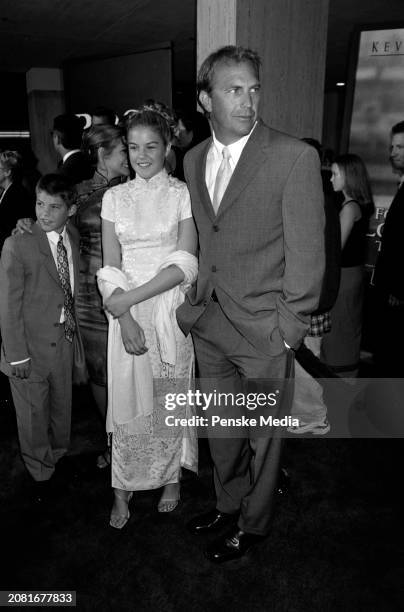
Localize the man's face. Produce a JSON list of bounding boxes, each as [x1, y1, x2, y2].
[[200, 60, 260, 145], [389, 132, 404, 176]]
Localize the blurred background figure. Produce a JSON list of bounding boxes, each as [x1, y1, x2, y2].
[[0, 150, 34, 254], [373, 121, 404, 377], [321, 153, 374, 378], [289, 139, 341, 435], [75, 124, 130, 468], [91, 106, 117, 127], [171, 109, 210, 181], [52, 114, 93, 183]]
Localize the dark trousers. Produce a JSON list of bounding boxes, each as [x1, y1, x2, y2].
[[191, 300, 294, 536]]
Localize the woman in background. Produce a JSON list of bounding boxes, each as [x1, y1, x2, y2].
[[76, 125, 130, 467], [321, 153, 374, 377]]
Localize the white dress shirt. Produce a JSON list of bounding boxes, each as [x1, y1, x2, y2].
[[205, 123, 257, 201], [62, 149, 81, 163]]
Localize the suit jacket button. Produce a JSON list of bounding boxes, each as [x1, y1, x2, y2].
[[212, 225, 219, 232], [51, 342, 56, 347], [54, 322, 59, 327], [211, 265, 217, 272]]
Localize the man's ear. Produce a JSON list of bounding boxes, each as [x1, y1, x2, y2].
[[199, 90, 212, 115], [67, 204, 77, 218]]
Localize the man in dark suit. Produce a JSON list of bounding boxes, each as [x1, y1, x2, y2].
[[177, 46, 325, 562], [373, 120, 404, 377], [52, 114, 93, 184]]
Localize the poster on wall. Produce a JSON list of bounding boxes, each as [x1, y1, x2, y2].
[[348, 27, 404, 283]]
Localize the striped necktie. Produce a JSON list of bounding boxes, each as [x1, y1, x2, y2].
[[56, 235, 75, 342]]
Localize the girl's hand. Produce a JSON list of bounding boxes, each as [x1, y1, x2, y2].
[[105, 291, 133, 317], [118, 313, 148, 355]]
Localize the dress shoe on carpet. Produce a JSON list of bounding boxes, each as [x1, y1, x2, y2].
[[187, 509, 238, 535], [205, 528, 264, 563]]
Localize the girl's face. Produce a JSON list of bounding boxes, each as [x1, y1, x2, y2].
[[127, 125, 170, 180], [330, 162, 345, 192], [103, 139, 130, 179]]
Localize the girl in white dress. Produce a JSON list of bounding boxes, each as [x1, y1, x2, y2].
[[100, 103, 198, 529]]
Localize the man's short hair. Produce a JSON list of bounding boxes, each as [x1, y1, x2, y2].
[[197, 45, 261, 112], [52, 114, 86, 150], [36, 173, 77, 208], [391, 121, 404, 135]]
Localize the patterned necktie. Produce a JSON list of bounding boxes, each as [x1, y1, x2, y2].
[[56, 235, 75, 342], [212, 146, 232, 214]]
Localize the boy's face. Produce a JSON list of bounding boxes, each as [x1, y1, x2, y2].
[[35, 190, 76, 233]]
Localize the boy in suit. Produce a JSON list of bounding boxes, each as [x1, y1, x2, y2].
[[0, 174, 79, 498]]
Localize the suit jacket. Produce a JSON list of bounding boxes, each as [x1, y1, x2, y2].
[[177, 120, 325, 355], [373, 184, 404, 300], [59, 151, 93, 184], [0, 182, 34, 254], [0, 222, 80, 378]]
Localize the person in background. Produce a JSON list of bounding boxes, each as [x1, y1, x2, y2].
[[289, 138, 341, 435], [0, 150, 34, 254], [91, 106, 117, 127], [0, 150, 35, 408], [52, 114, 93, 184], [321, 154, 374, 378], [373, 121, 404, 377], [75, 124, 130, 468], [171, 109, 211, 181]]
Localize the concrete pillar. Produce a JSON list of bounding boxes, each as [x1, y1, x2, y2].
[[197, 0, 329, 139], [26, 68, 65, 175]]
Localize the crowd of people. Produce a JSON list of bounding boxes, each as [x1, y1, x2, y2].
[[0, 44, 402, 563]]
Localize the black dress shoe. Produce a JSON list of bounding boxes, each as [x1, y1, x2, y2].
[[187, 509, 238, 535], [205, 528, 264, 563]]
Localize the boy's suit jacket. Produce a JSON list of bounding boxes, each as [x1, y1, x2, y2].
[[177, 120, 325, 355], [0, 222, 80, 378]]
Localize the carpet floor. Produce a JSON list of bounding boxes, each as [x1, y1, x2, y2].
[[0, 381, 403, 612]]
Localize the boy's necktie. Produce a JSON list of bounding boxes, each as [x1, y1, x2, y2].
[[56, 235, 75, 342], [212, 146, 232, 214]]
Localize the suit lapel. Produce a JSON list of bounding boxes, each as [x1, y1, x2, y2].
[[193, 139, 216, 221], [216, 121, 269, 218]]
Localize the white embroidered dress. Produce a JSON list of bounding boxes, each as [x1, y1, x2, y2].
[[101, 169, 197, 490]]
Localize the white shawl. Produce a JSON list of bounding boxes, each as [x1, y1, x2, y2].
[[96, 266, 153, 434], [152, 250, 198, 372]]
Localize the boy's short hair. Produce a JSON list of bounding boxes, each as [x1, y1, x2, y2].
[[36, 174, 77, 208]]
